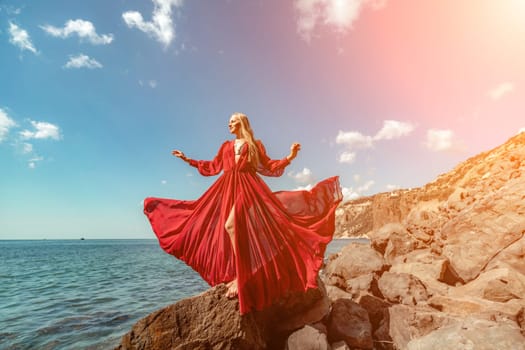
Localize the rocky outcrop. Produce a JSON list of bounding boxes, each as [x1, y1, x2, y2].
[[118, 132, 525, 349], [335, 132, 525, 240], [116, 280, 334, 350], [323, 132, 525, 349], [116, 284, 266, 350]]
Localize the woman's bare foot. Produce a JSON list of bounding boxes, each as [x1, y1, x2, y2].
[[225, 279, 238, 299]]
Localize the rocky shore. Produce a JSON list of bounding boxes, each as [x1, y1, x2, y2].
[[116, 132, 525, 349]]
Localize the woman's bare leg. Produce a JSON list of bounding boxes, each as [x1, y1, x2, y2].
[[225, 206, 238, 298]]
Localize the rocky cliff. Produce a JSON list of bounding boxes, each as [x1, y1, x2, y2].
[[336, 131, 525, 239], [117, 132, 525, 349], [325, 131, 525, 348]]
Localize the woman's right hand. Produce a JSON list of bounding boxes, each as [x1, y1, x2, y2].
[[172, 150, 189, 162]]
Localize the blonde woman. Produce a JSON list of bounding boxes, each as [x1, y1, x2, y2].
[[144, 113, 342, 314]]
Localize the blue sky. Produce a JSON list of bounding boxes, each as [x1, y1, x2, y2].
[[1, 0, 524, 239]]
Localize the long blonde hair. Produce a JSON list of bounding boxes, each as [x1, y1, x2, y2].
[[231, 112, 260, 167]]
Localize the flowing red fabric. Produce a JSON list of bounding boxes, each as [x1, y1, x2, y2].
[[144, 140, 342, 314]]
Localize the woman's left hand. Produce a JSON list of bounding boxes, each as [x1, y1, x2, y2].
[[288, 142, 301, 161]]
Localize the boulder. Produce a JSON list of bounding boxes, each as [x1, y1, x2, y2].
[[327, 299, 373, 349], [383, 231, 422, 265], [406, 317, 525, 350], [323, 243, 386, 289], [450, 267, 525, 303], [331, 341, 350, 350], [389, 249, 450, 296], [428, 294, 525, 321], [383, 304, 458, 350], [368, 223, 406, 254], [486, 234, 525, 276], [285, 325, 330, 350], [345, 274, 374, 299], [115, 284, 265, 350], [377, 272, 428, 305], [116, 281, 329, 350], [440, 179, 525, 283], [325, 285, 353, 303]]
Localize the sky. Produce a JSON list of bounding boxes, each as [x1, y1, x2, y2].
[[1, 0, 524, 239]]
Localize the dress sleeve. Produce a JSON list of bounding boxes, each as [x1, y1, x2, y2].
[[188, 141, 227, 176], [256, 140, 291, 177]]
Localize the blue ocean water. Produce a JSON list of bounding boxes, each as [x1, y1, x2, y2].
[[0, 238, 359, 349]]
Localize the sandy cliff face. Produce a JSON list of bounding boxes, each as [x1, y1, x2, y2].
[[336, 131, 525, 239]]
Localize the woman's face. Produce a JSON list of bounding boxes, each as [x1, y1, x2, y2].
[[228, 116, 241, 134]]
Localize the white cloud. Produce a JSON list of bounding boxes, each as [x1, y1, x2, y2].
[[2, 110, 61, 168], [0, 108, 17, 142], [374, 120, 414, 140], [341, 186, 359, 201], [488, 82, 514, 100], [386, 184, 400, 191], [20, 121, 61, 140], [22, 142, 33, 154], [8, 22, 38, 53], [324, 0, 363, 29], [295, 184, 314, 191], [357, 180, 375, 193], [294, 0, 387, 41], [123, 0, 183, 48], [28, 155, 44, 169], [425, 129, 454, 152], [149, 80, 158, 88], [41, 19, 113, 45], [336, 119, 414, 164], [64, 54, 102, 69], [161, 180, 167, 185], [339, 151, 356, 164], [288, 167, 315, 184], [336, 130, 373, 148]]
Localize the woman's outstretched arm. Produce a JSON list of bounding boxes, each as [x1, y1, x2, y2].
[[172, 141, 227, 176], [257, 141, 301, 177]]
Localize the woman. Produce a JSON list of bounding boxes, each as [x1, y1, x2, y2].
[[144, 113, 342, 314]]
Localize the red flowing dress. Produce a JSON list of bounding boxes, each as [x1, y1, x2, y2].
[[144, 140, 342, 314]]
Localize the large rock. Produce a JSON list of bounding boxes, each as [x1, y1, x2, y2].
[[116, 281, 329, 350], [439, 179, 525, 283], [327, 299, 373, 349], [368, 223, 406, 255], [449, 267, 525, 303], [383, 230, 422, 265], [116, 284, 265, 350], [406, 317, 525, 350], [285, 325, 330, 350], [377, 272, 429, 305], [381, 304, 458, 350], [389, 249, 450, 296], [323, 243, 386, 289], [486, 234, 525, 275], [427, 294, 525, 321]]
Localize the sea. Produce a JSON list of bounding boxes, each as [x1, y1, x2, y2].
[[0, 238, 365, 349]]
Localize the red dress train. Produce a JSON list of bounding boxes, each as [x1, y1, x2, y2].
[[144, 140, 342, 314]]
